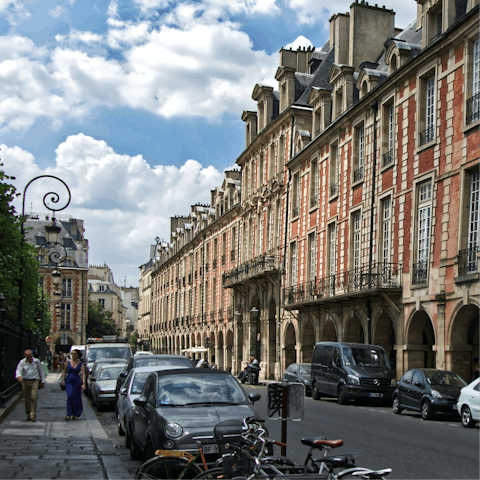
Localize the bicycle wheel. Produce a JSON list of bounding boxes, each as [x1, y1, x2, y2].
[[135, 455, 202, 479], [193, 467, 225, 479]]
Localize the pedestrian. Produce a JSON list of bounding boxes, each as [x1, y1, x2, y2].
[[52, 353, 58, 372], [61, 349, 86, 420], [58, 352, 65, 371], [15, 349, 46, 422], [46, 350, 52, 370]]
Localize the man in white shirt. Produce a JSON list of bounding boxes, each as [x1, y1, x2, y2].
[[15, 349, 46, 422]]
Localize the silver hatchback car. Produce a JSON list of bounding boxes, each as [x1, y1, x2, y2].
[[91, 364, 126, 411]]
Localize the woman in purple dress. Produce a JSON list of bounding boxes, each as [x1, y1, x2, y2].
[[61, 349, 86, 420]]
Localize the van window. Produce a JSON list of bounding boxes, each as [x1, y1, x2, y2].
[[315, 346, 334, 365], [333, 347, 341, 365], [342, 346, 390, 368], [86, 346, 132, 363]]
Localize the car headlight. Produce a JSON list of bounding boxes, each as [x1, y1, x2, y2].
[[348, 375, 360, 385], [431, 390, 443, 399], [165, 423, 183, 439]]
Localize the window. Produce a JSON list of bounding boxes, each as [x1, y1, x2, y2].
[[99, 285, 105, 292], [329, 144, 339, 197], [268, 143, 275, 180], [467, 39, 480, 125], [278, 136, 285, 174], [382, 103, 395, 167], [381, 197, 392, 266], [60, 304, 71, 330], [427, 2, 442, 43], [99, 298, 105, 308], [275, 200, 281, 250], [328, 223, 336, 277], [63, 278, 72, 298], [310, 160, 319, 208], [414, 181, 432, 284], [308, 232, 316, 282], [231, 226, 236, 262], [354, 125, 365, 182], [352, 212, 361, 274], [268, 208, 274, 251], [420, 74, 436, 146], [292, 173, 300, 217], [258, 153, 264, 188], [290, 242, 297, 286], [258, 214, 264, 255]]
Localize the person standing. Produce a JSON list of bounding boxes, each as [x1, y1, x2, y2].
[[15, 349, 46, 422], [58, 352, 65, 371], [61, 349, 86, 420], [52, 353, 58, 372]]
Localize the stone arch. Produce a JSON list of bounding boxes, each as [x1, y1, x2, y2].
[[53, 334, 74, 353], [373, 310, 397, 373], [250, 296, 261, 362], [268, 298, 277, 379], [301, 320, 315, 363], [284, 322, 297, 367], [448, 303, 479, 381], [322, 316, 338, 342], [344, 316, 364, 343], [406, 309, 436, 369]]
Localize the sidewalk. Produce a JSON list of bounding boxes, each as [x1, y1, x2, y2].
[[0, 373, 131, 480]]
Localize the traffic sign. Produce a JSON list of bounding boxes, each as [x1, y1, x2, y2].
[[60, 333, 68, 345]]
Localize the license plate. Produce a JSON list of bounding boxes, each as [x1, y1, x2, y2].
[[369, 393, 383, 398], [202, 444, 219, 454]]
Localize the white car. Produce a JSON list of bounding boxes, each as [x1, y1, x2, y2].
[[134, 351, 153, 356], [456, 377, 480, 427]]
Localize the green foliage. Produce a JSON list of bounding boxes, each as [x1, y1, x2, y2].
[[0, 164, 43, 329], [86, 300, 117, 338]]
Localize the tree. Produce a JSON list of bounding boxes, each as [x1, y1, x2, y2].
[[86, 300, 117, 338], [0, 164, 43, 330]]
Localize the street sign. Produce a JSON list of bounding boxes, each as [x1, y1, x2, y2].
[[60, 333, 68, 345], [267, 382, 305, 421]]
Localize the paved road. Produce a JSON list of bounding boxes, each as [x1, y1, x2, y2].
[[92, 383, 479, 480]]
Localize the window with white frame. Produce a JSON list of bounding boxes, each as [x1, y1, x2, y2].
[[268, 208, 274, 251], [259, 214, 264, 255], [310, 160, 319, 208], [290, 242, 298, 286], [328, 223, 336, 277], [414, 181, 432, 283], [308, 232, 316, 283], [63, 278, 72, 298], [259, 153, 264, 187], [467, 39, 480, 125], [461, 170, 480, 274], [275, 200, 281, 249], [352, 212, 361, 273], [292, 173, 300, 217], [278, 136, 285, 174], [329, 144, 339, 197], [60, 304, 71, 330], [354, 126, 365, 182], [268, 144, 275, 180], [382, 103, 395, 167], [381, 198, 392, 265], [420, 75, 435, 145]]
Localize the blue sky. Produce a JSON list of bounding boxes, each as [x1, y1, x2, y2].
[[1, 0, 416, 287]]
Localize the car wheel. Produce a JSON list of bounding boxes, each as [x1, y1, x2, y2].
[[421, 400, 432, 420], [392, 396, 402, 414], [118, 418, 125, 436], [337, 386, 349, 405], [128, 428, 142, 460], [461, 405, 476, 428], [312, 383, 321, 401]]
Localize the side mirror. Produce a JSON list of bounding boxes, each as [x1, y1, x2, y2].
[[120, 372, 128, 378], [119, 387, 127, 396], [134, 396, 147, 408], [414, 381, 422, 388], [249, 393, 261, 404]]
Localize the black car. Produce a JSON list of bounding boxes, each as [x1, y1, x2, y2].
[[127, 368, 261, 463], [115, 354, 193, 398], [282, 363, 312, 395], [392, 368, 467, 420]]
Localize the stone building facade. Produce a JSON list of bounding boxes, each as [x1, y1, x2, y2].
[[141, 0, 479, 381], [24, 215, 89, 353]]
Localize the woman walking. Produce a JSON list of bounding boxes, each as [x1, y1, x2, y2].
[[61, 349, 86, 420]]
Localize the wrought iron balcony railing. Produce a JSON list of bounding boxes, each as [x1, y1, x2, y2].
[[419, 125, 435, 146], [283, 262, 402, 307], [292, 206, 299, 218], [223, 254, 281, 287], [466, 93, 480, 125], [383, 149, 393, 167], [310, 194, 319, 208], [231, 250, 235, 262], [353, 166, 363, 182], [412, 261, 428, 284], [458, 247, 479, 276], [330, 183, 338, 197]]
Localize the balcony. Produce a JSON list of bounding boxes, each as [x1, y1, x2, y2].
[[310, 194, 319, 209], [383, 149, 393, 167], [458, 247, 479, 276], [292, 206, 299, 218], [412, 261, 428, 284], [353, 166, 363, 182], [283, 263, 402, 308], [419, 125, 435, 146], [223, 254, 281, 287], [466, 93, 480, 125], [330, 183, 338, 197]]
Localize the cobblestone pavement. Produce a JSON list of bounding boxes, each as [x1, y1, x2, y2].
[[0, 373, 131, 480]]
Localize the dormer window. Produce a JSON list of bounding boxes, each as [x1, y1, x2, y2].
[[428, 2, 443, 43], [360, 81, 368, 98]]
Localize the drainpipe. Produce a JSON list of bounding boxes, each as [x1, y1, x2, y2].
[[367, 100, 378, 345]]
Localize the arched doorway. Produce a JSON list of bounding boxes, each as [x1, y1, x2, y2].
[[268, 298, 277, 379], [301, 320, 315, 363], [406, 310, 436, 370], [448, 304, 479, 381], [322, 317, 337, 341], [284, 323, 296, 368], [54, 335, 73, 354], [345, 316, 364, 343], [373, 311, 396, 373]]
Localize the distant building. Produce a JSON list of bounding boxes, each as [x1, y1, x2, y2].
[[24, 214, 89, 353], [88, 265, 127, 336], [120, 286, 139, 338]]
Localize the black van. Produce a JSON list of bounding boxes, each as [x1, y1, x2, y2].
[[310, 342, 395, 405]]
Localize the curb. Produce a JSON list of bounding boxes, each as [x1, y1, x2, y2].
[[0, 390, 23, 425]]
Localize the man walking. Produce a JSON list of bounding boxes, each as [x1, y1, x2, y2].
[[15, 349, 46, 422]]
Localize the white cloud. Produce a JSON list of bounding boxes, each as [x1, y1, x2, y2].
[[0, 0, 31, 25], [48, 5, 67, 18], [283, 35, 313, 50], [2, 134, 223, 286]]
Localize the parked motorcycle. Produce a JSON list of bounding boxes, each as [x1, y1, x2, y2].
[[238, 363, 261, 385]]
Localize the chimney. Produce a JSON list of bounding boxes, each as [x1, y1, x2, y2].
[[242, 111, 258, 147], [331, 13, 350, 65]]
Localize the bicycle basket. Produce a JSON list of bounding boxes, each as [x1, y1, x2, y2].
[[213, 419, 244, 455]]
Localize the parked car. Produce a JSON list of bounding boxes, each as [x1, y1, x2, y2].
[[311, 342, 396, 404], [91, 364, 127, 411], [456, 377, 480, 427], [134, 351, 153, 356], [282, 363, 312, 395], [115, 354, 194, 398], [117, 365, 189, 437], [126, 368, 262, 462], [86, 358, 127, 397], [392, 368, 467, 420]]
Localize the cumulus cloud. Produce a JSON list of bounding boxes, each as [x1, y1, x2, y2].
[[1, 135, 223, 285], [0, 0, 31, 25], [48, 5, 67, 18]]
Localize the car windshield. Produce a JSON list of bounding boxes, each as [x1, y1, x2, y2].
[[86, 347, 131, 362], [98, 366, 125, 381], [136, 357, 191, 368], [156, 374, 246, 407], [425, 371, 467, 387], [131, 372, 151, 394], [342, 347, 390, 368]]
